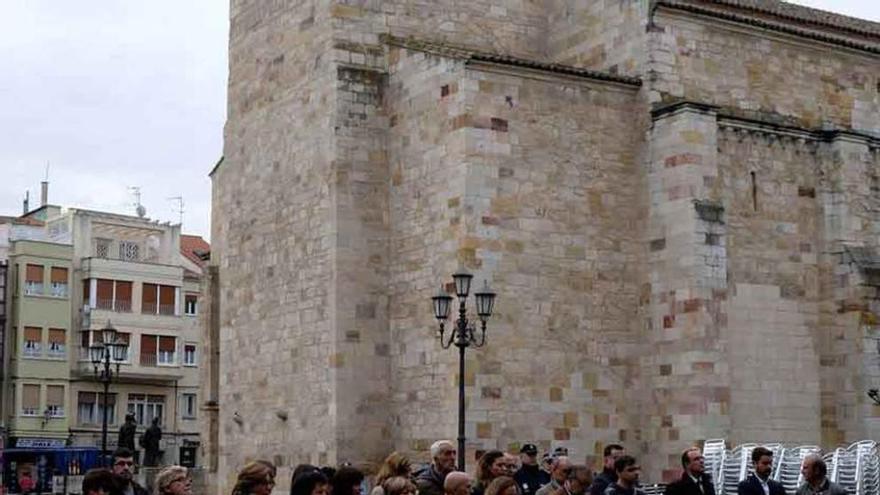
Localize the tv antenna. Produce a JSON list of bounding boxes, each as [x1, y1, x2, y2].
[[129, 186, 147, 218], [167, 196, 184, 226]]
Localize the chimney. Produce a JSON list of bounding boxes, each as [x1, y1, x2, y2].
[[41, 181, 48, 206], [23, 191, 30, 215]]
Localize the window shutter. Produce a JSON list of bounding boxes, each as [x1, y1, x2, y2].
[[46, 386, 64, 407], [159, 286, 175, 305], [116, 332, 130, 345], [48, 329, 66, 344], [22, 385, 40, 409], [24, 327, 42, 342], [50, 267, 68, 283], [79, 392, 96, 404], [143, 283, 157, 303], [83, 279, 91, 300], [141, 334, 157, 353], [96, 279, 113, 300], [100, 393, 116, 406], [115, 281, 132, 303], [159, 336, 176, 352], [25, 264, 43, 283]]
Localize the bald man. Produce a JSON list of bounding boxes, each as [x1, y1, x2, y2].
[[536, 456, 571, 495], [444, 471, 473, 495]]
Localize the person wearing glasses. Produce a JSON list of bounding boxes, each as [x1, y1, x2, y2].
[[111, 448, 148, 495], [155, 466, 193, 495], [536, 457, 572, 495]]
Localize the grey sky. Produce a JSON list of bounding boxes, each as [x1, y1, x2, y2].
[[0, 1, 876, 240]]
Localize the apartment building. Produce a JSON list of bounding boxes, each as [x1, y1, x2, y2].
[[48, 208, 203, 465], [3, 237, 74, 447]]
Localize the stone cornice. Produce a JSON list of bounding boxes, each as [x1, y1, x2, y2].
[[653, 100, 880, 148], [382, 35, 643, 87], [654, 0, 880, 54]]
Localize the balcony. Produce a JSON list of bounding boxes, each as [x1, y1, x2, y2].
[[24, 282, 44, 296], [140, 303, 176, 316], [81, 257, 182, 286]]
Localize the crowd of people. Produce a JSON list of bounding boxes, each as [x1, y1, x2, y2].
[[78, 441, 846, 495]]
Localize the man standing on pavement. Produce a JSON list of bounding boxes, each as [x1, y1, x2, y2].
[[603, 456, 644, 495], [416, 440, 457, 495], [737, 447, 786, 495], [665, 448, 715, 495], [796, 455, 846, 495], [536, 456, 571, 495], [515, 444, 550, 495], [112, 448, 148, 495], [590, 445, 625, 495]]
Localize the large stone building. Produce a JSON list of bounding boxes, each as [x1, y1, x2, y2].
[[210, 0, 880, 489]]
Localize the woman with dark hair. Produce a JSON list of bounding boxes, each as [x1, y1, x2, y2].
[[292, 468, 330, 495], [473, 450, 507, 495], [332, 467, 365, 495], [371, 453, 412, 495]]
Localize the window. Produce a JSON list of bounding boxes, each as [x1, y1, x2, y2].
[[159, 285, 176, 315], [181, 393, 197, 419], [183, 344, 197, 366], [96, 279, 114, 310], [113, 332, 130, 362], [23, 327, 42, 358], [50, 267, 68, 297], [48, 328, 66, 357], [184, 295, 197, 316], [127, 394, 164, 426], [142, 283, 157, 314], [96, 239, 111, 259], [77, 392, 116, 425], [46, 386, 65, 417], [25, 264, 44, 295], [22, 384, 40, 416], [80, 331, 95, 360], [159, 336, 176, 364], [115, 281, 133, 312], [119, 241, 140, 261]]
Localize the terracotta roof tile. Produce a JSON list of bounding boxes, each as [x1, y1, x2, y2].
[[180, 234, 210, 268]]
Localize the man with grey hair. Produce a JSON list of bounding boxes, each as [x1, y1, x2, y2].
[[797, 454, 846, 495], [444, 472, 473, 495], [417, 440, 457, 495], [536, 456, 571, 495]]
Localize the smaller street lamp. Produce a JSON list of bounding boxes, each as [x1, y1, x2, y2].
[[430, 271, 496, 471], [89, 321, 129, 465]]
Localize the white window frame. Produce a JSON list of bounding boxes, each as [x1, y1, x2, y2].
[[21, 385, 40, 417], [23, 338, 41, 358], [24, 281, 43, 296], [183, 344, 197, 366], [127, 394, 165, 426], [48, 340, 65, 358], [78, 393, 117, 425], [50, 281, 68, 298], [184, 295, 198, 316], [181, 393, 197, 419]]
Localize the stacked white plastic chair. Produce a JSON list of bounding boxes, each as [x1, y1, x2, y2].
[[702, 439, 727, 495], [773, 445, 821, 494]]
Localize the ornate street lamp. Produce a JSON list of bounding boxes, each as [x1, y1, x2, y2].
[[431, 272, 496, 471], [90, 320, 128, 465]]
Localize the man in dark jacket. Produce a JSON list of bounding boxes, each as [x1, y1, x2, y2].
[[141, 417, 162, 467], [604, 456, 644, 495], [111, 448, 148, 495], [590, 444, 625, 495], [117, 414, 137, 452], [737, 447, 786, 495], [416, 440, 456, 495], [665, 448, 715, 495], [515, 444, 551, 495], [796, 455, 846, 495]]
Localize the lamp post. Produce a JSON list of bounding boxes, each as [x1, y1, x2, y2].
[[431, 271, 496, 471], [89, 321, 129, 465]]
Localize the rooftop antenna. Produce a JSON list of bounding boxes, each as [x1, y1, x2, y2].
[[167, 196, 184, 226], [129, 186, 147, 218]]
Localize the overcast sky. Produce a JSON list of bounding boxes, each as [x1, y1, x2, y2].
[[0, 1, 877, 240]]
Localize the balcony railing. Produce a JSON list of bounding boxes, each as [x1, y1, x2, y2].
[[140, 354, 158, 367], [141, 303, 176, 316], [50, 283, 68, 298], [96, 299, 133, 313]]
